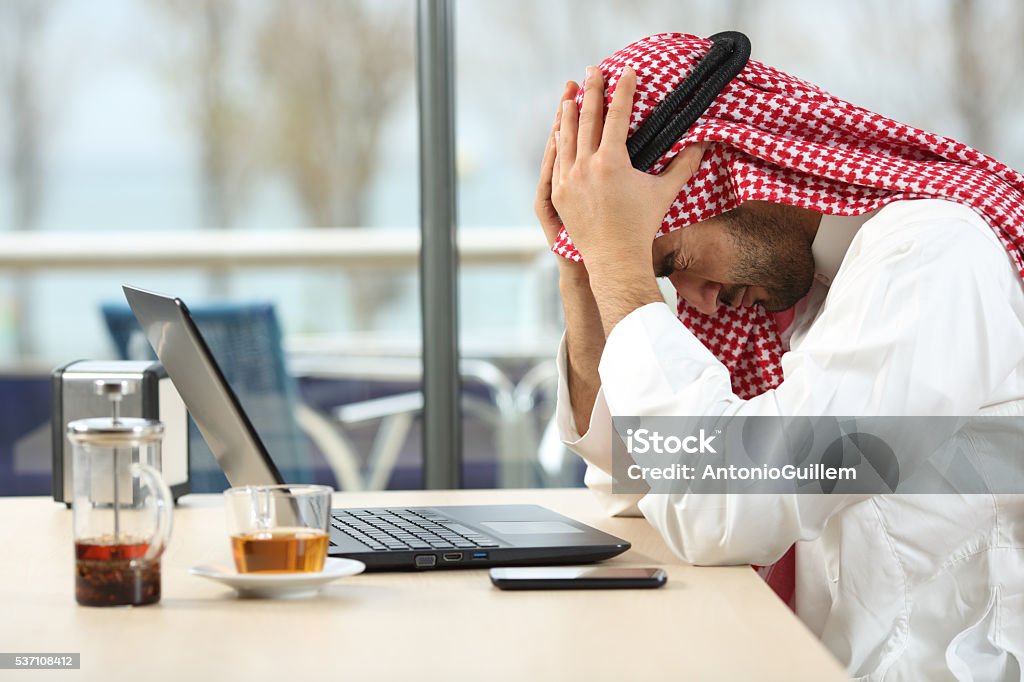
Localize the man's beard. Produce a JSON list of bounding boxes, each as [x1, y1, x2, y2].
[[718, 203, 816, 312]]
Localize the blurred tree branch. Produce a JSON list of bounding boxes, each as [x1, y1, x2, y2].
[[153, 0, 257, 232], [257, 0, 413, 329], [0, 0, 56, 357], [256, 0, 411, 227], [0, 0, 53, 234]]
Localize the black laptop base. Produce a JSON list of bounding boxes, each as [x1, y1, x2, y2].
[[330, 544, 630, 572], [327, 504, 631, 571]]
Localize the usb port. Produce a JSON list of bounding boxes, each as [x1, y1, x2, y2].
[[442, 553, 463, 562], [471, 552, 489, 560]]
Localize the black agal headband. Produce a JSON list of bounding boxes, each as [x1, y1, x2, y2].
[[626, 31, 751, 171]]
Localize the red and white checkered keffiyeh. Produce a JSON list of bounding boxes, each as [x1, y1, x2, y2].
[[554, 32, 1024, 399], [553, 32, 1024, 605]]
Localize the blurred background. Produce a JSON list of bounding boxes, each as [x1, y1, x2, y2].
[[1, 0, 1022, 494]]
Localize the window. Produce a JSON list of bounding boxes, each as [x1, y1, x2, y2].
[[1, 0, 1021, 495]]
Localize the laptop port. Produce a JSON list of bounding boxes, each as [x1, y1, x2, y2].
[[442, 553, 463, 562], [414, 555, 437, 568], [471, 552, 489, 560]]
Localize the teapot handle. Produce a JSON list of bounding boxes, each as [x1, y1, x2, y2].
[[132, 462, 174, 562]]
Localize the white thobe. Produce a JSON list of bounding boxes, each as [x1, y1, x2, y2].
[[556, 199, 1024, 681]]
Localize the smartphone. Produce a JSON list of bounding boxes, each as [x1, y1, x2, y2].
[[489, 566, 667, 590]]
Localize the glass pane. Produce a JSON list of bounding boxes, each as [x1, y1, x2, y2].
[[0, 0, 421, 495], [453, 0, 1024, 488]]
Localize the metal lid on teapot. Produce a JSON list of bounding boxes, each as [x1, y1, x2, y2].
[[67, 417, 164, 447], [65, 379, 164, 447]]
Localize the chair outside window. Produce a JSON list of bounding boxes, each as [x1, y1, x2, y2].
[[100, 302, 363, 492]]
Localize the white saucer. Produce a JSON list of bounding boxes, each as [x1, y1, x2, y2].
[[189, 558, 365, 599]]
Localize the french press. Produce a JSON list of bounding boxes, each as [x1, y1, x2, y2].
[[67, 380, 173, 606]]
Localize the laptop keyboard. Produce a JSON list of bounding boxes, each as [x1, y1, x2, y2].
[[330, 508, 501, 551]]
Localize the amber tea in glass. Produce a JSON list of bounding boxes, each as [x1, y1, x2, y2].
[[230, 528, 329, 573], [224, 485, 332, 573]]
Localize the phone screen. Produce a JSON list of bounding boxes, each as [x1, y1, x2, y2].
[[490, 567, 663, 581], [489, 566, 667, 590]]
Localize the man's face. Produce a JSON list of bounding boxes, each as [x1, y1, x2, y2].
[[651, 201, 818, 315]]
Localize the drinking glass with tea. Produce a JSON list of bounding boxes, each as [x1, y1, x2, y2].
[[224, 485, 332, 573], [67, 380, 173, 607]]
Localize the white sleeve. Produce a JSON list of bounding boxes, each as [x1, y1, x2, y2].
[[554, 334, 644, 517], [597, 213, 1024, 566]]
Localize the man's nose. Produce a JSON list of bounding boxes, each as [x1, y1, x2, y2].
[[669, 273, 720, 315]]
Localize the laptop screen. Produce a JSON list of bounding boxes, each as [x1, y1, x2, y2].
[[123, 285, 284, 487]]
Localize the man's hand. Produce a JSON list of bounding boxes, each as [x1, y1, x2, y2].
[[551, 65, 705, 335], [535, 80, 586, 281], [535, 79, 604, 435]]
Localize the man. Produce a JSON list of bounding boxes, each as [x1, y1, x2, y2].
[[536, 33, 1024, 680]]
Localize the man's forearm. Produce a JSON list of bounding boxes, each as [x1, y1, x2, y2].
[[560, 258, 664, 434], [560, 269, 605, 435], [587, 259, 664, 338]]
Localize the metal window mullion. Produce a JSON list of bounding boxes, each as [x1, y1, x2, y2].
[[416, 0, 462, 489]]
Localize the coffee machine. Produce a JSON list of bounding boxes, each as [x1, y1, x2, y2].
[[51, 360, 190, 505]]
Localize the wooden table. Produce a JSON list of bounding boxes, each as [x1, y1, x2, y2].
[[0, 489, 849, 681]]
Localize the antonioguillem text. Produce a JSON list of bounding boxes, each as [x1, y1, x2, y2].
[[626, 462, 858, 482]]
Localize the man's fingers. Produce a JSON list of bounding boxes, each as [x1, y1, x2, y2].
[[576, 65, 605, 158], [661, 142, 707, 189], [601, 66, 636, 149], [552, 131, 561, 189], [538, 84, 574, 196], [537, 124, 557, 192], [553, 80, 579, 130], [558, 99, 579, 184]]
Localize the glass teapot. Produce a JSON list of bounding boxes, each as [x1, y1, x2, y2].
[[67, 380, 173, 606]]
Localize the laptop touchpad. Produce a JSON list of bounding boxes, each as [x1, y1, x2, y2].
[[481, 521, 584, 535]]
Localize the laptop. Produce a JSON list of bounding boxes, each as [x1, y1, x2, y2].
[[122, 285, 630, 570]]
